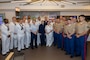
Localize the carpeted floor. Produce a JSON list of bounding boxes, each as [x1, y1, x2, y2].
[[0, 42, 90, 60]]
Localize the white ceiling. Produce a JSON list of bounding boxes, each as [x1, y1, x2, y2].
[[0, 0, 89, 1], [0, 0, 90, 11], [0, 0, 11, 1]]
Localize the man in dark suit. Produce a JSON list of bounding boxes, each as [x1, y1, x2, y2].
[[39, 20, 46, 46]]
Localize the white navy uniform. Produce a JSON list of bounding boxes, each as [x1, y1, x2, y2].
[[45, 24, 53, 47], [1, 23, 10, 55], [24, 22, 31, 48], [22, 23, 26, 46], [17, 23, 25, 51], [9, 22, 18, 49]]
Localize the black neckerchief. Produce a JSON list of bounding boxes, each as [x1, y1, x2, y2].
[[5, 24, 9, 31], [19, 24, 23, 30]]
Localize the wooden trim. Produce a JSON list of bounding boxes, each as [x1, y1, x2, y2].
[[5, 52, 14, 60], [87, 41, 90, 43]]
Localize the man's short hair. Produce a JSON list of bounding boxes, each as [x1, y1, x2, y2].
[[79, 15, 85, 17]]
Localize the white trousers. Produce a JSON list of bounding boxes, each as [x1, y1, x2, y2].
[[17, 35, 24, 51], [25, 32, 31, 48], [2, 36, 10, 55], [10, 34, 18, 49], [37, 33, 41, 46], [13, 34, 18, 48], [46, 32, 53, 47]]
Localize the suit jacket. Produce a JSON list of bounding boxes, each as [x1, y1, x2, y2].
[[39, 24, 45, 34]]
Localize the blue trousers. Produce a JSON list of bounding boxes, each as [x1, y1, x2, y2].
[[53, 32, 57, 46], [62, 34, 64, 49], [40, 34, 46, 46], [56, 33, 62, 48], [76, 35, 87, 60], [68, 34, 75, 56], [66, 37, 69, 54], [63, 37, 67, 51], [66, 35, 75, 55], [31, 32, 37, 48]]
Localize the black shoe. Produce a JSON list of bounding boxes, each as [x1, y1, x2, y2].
[[31, 47, 34, 49], [54, 44, 56, 46], [70, 56, 74, 58], [61, 48, 63, 50], [57, 47, 60, 49], [35, 46, 38, 48], [2, 54, 6, 56], [25, 47, 29, 49], [64, 49, 66, 51], [75, 55, 80, 57], [18, 51, 21, 52], [10, 49, 13, 52], [22, 49, 25, 50], [65, 53, 69, 55], [41, 44, 43, 46]]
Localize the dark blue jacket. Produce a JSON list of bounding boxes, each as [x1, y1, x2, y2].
[[39, 24, 45, 34]]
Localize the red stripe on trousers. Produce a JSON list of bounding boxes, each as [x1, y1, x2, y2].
[[84, 35, 87, 60]]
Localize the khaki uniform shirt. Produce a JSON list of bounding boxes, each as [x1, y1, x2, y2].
[[63, 24, 68, 34], [66, 23, 75, 35], [76, 21, 88, 34], [53, 22, 64, 33]]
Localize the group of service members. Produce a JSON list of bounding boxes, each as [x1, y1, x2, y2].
[[0, 15, 90, 60]]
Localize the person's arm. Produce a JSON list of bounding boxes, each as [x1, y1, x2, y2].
[[69, 28, 75, 36], [66, 26, 72, 39], [53, 23, 57, 33], [1, 25, 8, 36], [38, 25, 41, 33]]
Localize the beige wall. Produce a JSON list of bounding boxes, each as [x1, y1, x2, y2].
[[0, 10, 90, 22], [60, 11, 90, 16], [0, 10, 15, 22]]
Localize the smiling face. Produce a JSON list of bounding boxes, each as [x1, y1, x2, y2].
[[4, 19, 9, 24], [72, 18, 76, 23], [45, 17, 48, 21], [38, 17, 41, 21], [79, 16, 85, 22], [56, 19, 60, 23], [67, 19, 72, 24], [60, 16, 63, 20], [62, 17, 66, 21], [12, 17, 16, 23]]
